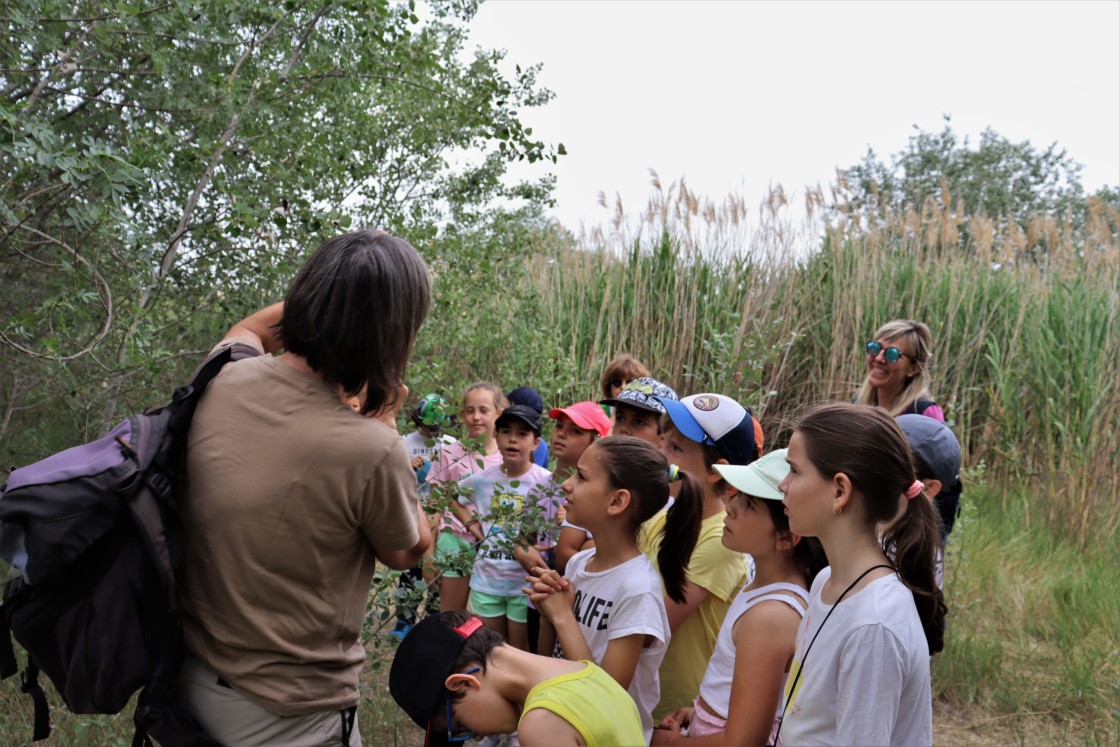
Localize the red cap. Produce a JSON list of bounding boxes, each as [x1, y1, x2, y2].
[[548, 401, 612, 437]]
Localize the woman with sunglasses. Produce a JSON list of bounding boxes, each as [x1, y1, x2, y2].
[[855, 319, 945, 422]]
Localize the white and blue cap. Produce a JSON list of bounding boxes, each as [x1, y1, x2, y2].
[[658, 393, 759, 466]]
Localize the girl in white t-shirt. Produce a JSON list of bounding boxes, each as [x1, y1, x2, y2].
[[526, 436, 706, 743], [653, 449, 827, 745], [775, 403, 946, 746]]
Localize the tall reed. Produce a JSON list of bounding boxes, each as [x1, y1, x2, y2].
[[523, 176, 1120, 548]]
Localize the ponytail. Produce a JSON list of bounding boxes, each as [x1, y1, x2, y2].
[[791, 534, 828, 588], [592, 437, 711, 605], [657, 471, 705, 604], [796, 402, 947, 653], [882, 489, 947, 653], [594, 435, 673, 524]]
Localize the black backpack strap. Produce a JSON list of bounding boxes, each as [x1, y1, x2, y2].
[[2, 605, 50, 740], [127, 348, 235, 747], [20, 657, 50, 741], [0, 583, 18, 679], [160, 344, 249, 457], [131, 727, 154, 747], [340, 706, 357, 746], [901, 397, 934, 416], [0, 628, 14, 681], [172, 345, 237, 408], [183, 341, 259, 396]]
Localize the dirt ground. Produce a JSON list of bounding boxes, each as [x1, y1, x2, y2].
[[932, 699, 1112, 747]]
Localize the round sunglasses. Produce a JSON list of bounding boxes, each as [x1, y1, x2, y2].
[[866, 340, 913, 364]]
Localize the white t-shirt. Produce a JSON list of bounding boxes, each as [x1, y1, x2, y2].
[[458, 463, 557, 596], [698, 581, 808, 719], [560, 519, 592, 539], [402, 430, 456, 461], [780, 567, 932, 746], [402, 431, 456, 492], [563, 548, 670, 743]]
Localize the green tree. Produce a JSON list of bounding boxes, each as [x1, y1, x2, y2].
[[0, 0, 561, 464], [838, 118, 1114, 243]]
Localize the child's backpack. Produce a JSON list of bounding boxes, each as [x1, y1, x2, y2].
[[0, 343, 255, 746]]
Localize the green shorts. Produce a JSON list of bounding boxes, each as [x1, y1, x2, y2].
[[435, 530, 476, 578], [469, 589, 528, 624]]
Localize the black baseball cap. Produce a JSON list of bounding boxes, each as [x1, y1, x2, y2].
[[389, 613, 486, 747], [495, 403, 543, 436]]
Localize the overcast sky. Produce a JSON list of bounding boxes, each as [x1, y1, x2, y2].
[[465, 0, 1120, 232]]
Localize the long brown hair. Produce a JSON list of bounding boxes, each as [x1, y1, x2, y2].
[[593, 436, 704, 604], [795, 403, 947, 653]]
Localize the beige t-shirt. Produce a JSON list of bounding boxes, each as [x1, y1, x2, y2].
[[181, 342, 420, 716]]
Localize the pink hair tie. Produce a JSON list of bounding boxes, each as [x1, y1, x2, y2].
[[905, 480, 924, 500]]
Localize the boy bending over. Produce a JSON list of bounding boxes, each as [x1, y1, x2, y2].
[[390, 611, 645, 747]]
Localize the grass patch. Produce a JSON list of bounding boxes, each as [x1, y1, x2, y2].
[[934, 486, 1120, 742]]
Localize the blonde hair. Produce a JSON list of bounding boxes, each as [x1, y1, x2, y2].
[[855, 319, 936, 416], [462, 381, 508, 412]]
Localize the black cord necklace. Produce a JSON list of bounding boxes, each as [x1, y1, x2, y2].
[[770, 563, 895, 746]]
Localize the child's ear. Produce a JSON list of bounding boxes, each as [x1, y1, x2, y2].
[[776, 530, 799, 552], [921, 478, 942, 499], [606, 488, 632, 517], [832, 472, 853, 514], [444, 672, 482, 693], [708, 458, 729, 487]]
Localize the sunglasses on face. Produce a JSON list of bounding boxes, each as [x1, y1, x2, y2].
[[444, 666, 481, 742], [866, 340, 912, 364]]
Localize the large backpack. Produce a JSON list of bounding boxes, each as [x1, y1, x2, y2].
[[0, 343, 254, 745]]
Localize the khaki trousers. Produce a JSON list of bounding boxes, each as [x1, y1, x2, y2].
[[182, 656, 362, 747]]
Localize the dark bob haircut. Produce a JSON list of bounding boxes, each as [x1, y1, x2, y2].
[[276, 230, 431, 415]]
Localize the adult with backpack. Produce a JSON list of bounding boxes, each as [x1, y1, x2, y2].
[[178, 229, 432, 745], [0, 229, 430, 746]]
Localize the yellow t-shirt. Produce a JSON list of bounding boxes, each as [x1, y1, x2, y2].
[[520, 662, 645, 747], [638, 509, 749, 721]]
